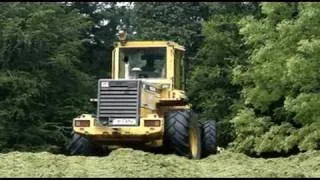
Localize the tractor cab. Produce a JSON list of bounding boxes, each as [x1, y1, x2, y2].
[[111, 34, 186, 90]]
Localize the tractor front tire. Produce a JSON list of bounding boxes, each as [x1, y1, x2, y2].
[[164, 110, 202, 159], [201, 120, 217, 158], [67, 132, 93, 156]]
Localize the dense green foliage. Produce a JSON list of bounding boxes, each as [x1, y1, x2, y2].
[[0, 2, 134, 152], [133, 2, 211, 74], [0, 2, 318, 156], [66, 2, 134, 79], [188, 2, 260, 146], [0, 2, 95, 150], [231, 2, 320, 155]]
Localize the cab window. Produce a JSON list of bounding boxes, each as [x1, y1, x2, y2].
[[119, 47, 166, 79]]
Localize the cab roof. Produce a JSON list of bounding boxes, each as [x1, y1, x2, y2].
[[115, 41, 185, 51]]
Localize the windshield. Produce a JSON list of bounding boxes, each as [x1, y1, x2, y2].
[[119, 47, 166, 79]]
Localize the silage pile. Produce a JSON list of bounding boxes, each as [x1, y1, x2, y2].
[[0, 148, 319, 178]]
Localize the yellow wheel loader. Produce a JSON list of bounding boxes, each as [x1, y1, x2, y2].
[[66, 32, 217, 159]]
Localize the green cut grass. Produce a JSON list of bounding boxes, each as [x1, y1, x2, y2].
[[0, 148, 319, 178]]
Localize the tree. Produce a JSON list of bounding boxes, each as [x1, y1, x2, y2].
[[133, 2, 211, 77], [66, 2, 135, 79], [187, 2, 260, 147], [231, 2, 320, 155], [0, 2, 93, 150]]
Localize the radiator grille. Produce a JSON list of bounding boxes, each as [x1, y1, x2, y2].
[[97, 80, 140, 125]]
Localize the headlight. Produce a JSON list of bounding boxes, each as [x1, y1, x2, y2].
[[74, 120, 90, 127]]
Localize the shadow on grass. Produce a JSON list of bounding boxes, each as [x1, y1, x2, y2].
[[1, 144, 304, 159], [0, 144, 173, 159], [246, 146, 301, 159]]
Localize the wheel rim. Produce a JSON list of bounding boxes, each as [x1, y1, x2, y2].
[[189, 126, 200, 158]]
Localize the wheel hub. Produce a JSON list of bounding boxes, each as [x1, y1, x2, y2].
[[189, 126, 200, 159]]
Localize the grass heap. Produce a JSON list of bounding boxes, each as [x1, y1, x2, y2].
[[0, 148, 319, 177]]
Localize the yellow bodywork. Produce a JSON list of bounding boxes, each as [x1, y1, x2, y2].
[[73, 40, 190, 148], [73, 114, 164, 147]]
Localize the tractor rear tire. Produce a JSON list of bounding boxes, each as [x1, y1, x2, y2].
[[201, 120, 217, 157], [164, 110, 202, 159], [66, 132, 94, 156]]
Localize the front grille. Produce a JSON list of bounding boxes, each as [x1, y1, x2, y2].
[[97, 79, 140, 125]]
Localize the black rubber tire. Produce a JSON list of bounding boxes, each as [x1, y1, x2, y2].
[[201, 120, 217, 157], [164, 110, 202, 159], [66, 132, 94, 156]]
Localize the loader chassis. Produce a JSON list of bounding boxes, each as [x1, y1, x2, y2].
[[68, 40, 217, 159]]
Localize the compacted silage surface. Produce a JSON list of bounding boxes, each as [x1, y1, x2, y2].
[[0, 148, 319, 178]]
